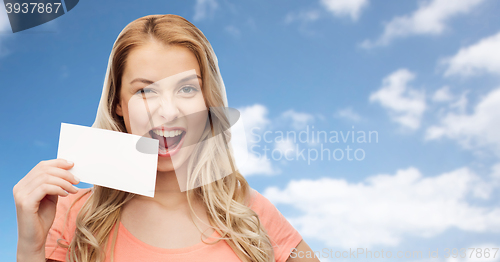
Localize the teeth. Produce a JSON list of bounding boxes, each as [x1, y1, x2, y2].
[[152, 129, 183, 138]]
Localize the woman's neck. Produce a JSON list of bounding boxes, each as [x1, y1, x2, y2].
[[131, 168, 198, 210]]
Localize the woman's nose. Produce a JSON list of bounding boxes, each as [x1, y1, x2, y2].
[[157, 97, 180, 123]]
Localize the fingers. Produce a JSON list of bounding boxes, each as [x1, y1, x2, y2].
[[15, 175, 78, 212], [40, 158, 75, 170], [13, 158, 82, 250], [13, 159, 80, 210], [25, 166, 79, 195], [41, 173, 79, 194], [32, 184, 71, 204], [25, 184, 70, 211], [44, 166, 80, 185]]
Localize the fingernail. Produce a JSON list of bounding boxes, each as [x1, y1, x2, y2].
[[73, 185, 79, 191], [74, 175, 80, 183], [66, 160, 74, 165]]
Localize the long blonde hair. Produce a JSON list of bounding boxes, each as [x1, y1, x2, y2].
[[54, 14, 273, 262]]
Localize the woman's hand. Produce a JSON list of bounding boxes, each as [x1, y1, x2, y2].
[[13, 159, 80, 261]]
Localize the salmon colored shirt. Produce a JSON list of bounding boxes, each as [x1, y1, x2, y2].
[[45, 187, 302, 262]]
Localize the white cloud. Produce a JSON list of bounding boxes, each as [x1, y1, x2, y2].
[[274, 139, 296, 159], [0, 6, 9, 31], [425, 88, 500, 156], [361, 0, 486, 48], [449, 90, 469, 114], [492, 163, 500, 181], [237, 104, 277, 176], [442, 31, 500, 77], [320, 0, 369, 21], [432, 86, 454, 102], [0, 7, 11, 56], [239, 104, 270, 134], [334, 107, 362, 121], [281, 109, 315, 130], [234, 105, 321, 174], [283, 9, 322, 36], [193, 0, 218, 21], [264, 166, 500, 248], [237, 150, 277, 176], [369, 69, 426, 130]]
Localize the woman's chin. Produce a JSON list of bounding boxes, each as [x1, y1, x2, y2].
[[156, 160, 175, 172]]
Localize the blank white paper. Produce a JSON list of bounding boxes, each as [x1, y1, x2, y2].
[[56, 122, 159, 197]]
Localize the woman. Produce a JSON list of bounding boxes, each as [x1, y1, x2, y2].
[[14, 14, 318, 262]]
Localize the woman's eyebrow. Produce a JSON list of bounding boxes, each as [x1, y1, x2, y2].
[[129, 74, 202, 86], [130, 78, 157, 86], [177, 74, 202, 84]]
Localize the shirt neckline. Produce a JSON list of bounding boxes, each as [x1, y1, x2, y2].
[[118, 220, 221, 254]]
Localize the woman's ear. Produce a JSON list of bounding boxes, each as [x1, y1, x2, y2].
[[116, 101, 123, 116]]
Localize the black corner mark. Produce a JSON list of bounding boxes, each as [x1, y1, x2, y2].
[[64, 0, 78, 12], [4, 0, 79, 33]]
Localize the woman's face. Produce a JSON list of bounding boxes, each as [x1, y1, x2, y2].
[[116, 41, 208, 173]]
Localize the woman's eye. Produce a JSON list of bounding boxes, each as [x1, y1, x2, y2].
[[135, 88, 155, 95], [179, 86, 198, 94]]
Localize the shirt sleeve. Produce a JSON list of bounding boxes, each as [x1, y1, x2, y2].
[[248, 188, 303, 262], [45, 189, 91, 261]]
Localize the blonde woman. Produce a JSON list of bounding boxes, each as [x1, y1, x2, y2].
[[14, 14, 318, 262]]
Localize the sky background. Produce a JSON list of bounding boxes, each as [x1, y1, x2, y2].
[[1, 0, 500, 261]]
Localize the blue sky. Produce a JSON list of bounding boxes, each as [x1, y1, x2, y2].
[[1, 0, 500, 261]]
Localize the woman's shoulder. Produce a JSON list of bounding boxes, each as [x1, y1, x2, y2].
[[246, 187, 283, 221], [246, 187, 303, 262]]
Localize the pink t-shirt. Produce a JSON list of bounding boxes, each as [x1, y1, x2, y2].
[[45, 187, 302, 262]]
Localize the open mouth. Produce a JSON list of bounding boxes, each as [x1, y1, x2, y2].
[[149, 128, 186, 157]]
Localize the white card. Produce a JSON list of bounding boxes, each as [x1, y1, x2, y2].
[[56, 123, 159, 197]]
